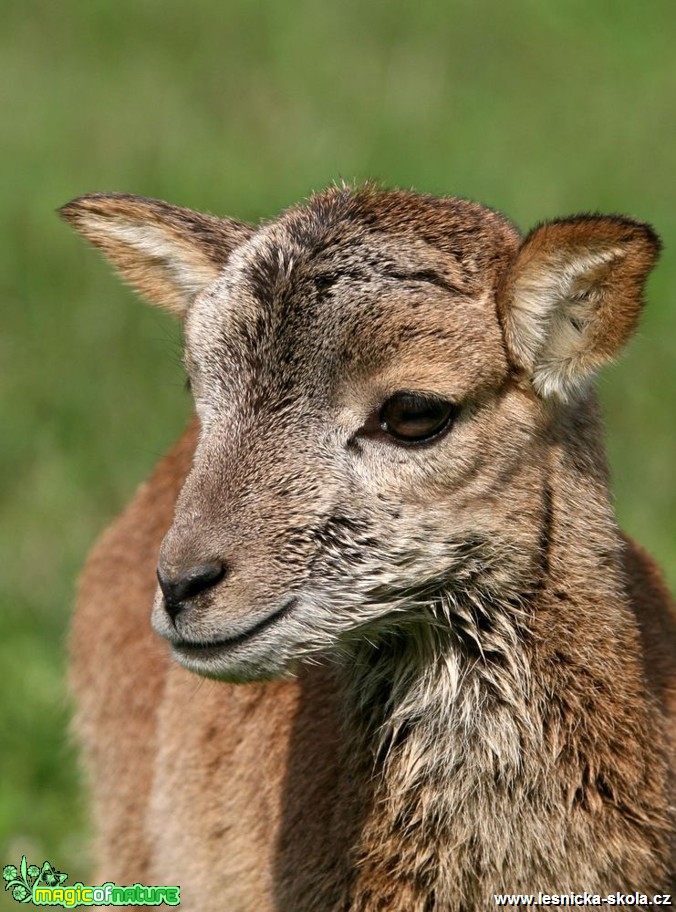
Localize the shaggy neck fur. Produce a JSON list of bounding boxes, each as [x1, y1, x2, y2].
[[339, 428, 672, 909]]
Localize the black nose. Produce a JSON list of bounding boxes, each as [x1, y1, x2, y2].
[[157, 561, 226, 621]]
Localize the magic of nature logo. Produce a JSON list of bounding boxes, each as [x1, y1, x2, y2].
[[3, 856, 180, 907]]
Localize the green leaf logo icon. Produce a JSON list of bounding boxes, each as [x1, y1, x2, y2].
[[3, 856, 67, 903]]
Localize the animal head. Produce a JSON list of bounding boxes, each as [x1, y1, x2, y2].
[[61, 186, 659, 681]]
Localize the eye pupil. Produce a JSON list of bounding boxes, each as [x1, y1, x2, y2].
[[379, 392, 455, 443]]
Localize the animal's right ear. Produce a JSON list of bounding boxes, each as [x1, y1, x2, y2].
[[59, 193, 254, 317]]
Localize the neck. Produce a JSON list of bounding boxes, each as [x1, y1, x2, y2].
[[340, 440, 671, 906]]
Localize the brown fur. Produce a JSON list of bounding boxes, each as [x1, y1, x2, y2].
[[63, 185, 675, 909], [59, 194, 252, 315]]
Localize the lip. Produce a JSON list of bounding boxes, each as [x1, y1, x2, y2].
[[171, 597, 297, 657]]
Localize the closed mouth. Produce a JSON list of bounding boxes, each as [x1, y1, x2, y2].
[[172, 597, 297, 657]]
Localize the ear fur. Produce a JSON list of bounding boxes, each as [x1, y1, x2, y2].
[[59, 193, 253, 316], [497, 215, 661, 401]]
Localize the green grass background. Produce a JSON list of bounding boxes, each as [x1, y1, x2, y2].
[[1, 0, 674, 883]]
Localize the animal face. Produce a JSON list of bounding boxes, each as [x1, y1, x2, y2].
[[61, 186, 659, 681]]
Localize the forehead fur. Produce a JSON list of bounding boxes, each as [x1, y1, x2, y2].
[[256, 184, 523, 294], [186, 187, 522, 404]]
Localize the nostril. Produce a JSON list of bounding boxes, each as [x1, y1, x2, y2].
[[178, 562, 226, 601], [157, 561, 226, 621]]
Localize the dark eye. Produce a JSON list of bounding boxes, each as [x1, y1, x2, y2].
[[379, 392, 456, 443]]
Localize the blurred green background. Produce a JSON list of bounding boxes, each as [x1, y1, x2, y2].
[[1, 0, 674, 883]]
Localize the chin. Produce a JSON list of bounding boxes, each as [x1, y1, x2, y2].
[[170, 636, 296, 683]]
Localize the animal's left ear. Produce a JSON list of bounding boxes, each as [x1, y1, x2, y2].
[[497, 215, 661, 400]]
